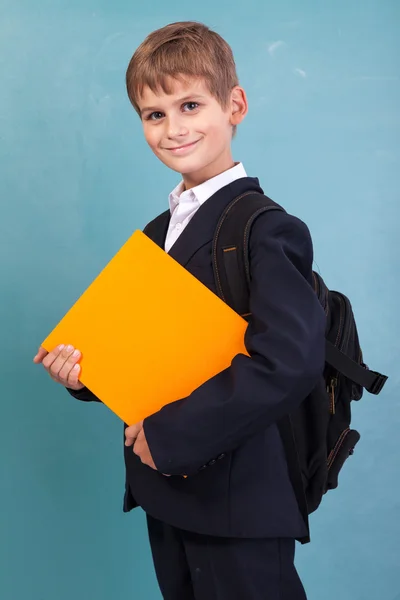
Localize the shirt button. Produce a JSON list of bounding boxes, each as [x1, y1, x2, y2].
[[175, 223, 182, 231]]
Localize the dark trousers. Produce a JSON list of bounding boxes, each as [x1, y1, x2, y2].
[[146, 515, 307, 600]]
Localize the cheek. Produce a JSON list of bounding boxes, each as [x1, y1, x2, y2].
[[143, 126, 160, 152], [205, 121, 231, 146]]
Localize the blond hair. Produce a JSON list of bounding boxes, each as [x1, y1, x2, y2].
[[126, 21, 239, 115]]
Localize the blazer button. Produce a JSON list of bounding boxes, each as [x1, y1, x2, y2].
[[217, 453, 226, 460], [208, 459, 216, 466], [199, 464, 207, 470]]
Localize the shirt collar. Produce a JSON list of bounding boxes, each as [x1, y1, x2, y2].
[[168, 162, 247, 214]]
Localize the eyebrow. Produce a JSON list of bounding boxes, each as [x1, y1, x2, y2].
[[140, 95, 206, 115]]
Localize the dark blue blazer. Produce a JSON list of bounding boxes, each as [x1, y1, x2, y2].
[[69, 176, 326, 539]]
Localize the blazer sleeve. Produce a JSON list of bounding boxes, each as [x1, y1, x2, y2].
[[144, 210, 326, 476], [65, 386, 101, 402]]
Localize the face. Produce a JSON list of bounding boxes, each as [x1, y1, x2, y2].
[[138, 76, 247, 189]]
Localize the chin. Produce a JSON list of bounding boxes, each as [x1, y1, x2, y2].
[[171, 155, 214, 173]]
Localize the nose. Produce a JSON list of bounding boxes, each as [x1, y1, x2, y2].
[[166, 115, 189, 140]]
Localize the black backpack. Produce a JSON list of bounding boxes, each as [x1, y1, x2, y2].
[[212, 191, 388, 543]]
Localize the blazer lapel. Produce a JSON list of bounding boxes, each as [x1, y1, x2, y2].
[[144, 210, 170, 249]]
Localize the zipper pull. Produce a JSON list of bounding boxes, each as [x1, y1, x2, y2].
[[329, 377, 337, 414]]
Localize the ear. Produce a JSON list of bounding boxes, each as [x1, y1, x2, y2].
[[229, 86, 248, 126]]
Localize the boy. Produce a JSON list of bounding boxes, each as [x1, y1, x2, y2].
[[34, 21, 326, 599]]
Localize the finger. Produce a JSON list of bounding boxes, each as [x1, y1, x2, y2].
[[125, 431, 140, 447], [66, 363, 82, 388], [125, 424, 141, 446], [44, 345, 76, 380], [125, 434, 136, 447], [125, 423, 142, 438], [33, 346, 49, 364], [133, 434, 144, 457], [42, 344, 67, 371], [58, 349, 81, 383]]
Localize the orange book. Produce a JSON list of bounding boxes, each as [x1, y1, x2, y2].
[[42, 231, 248, 425]]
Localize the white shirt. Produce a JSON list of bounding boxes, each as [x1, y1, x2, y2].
[[165, 163, 247, 253]]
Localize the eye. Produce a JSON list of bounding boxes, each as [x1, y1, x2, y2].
[[182, 102, 199, 112], [146, 111, 164, 121]]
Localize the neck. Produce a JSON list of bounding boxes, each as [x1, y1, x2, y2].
[[182, 149, 235, 190]]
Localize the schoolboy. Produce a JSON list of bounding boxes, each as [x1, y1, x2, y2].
[[34, 21, 326, 600]]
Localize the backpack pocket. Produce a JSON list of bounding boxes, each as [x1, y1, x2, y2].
[[326, 428, 360, 490]]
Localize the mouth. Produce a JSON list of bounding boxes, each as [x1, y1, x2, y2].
[[163, 138, 202, 154]]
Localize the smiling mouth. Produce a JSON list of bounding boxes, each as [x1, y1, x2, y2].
[[164, 139, 201, 153]]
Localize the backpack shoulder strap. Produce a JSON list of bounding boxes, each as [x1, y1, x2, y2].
[[212, 191, 311, 544], [212, 191, 284, 318]]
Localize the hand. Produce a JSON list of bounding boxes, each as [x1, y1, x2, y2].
[[125, 421, 158, 472], [33, 344, 84, 391]]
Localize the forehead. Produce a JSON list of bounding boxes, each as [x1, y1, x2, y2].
[[138, 76, 214, 109]]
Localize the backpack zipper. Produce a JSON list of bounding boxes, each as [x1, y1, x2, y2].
[[327, 427, 351, 470], [312, 272, 329, 315]]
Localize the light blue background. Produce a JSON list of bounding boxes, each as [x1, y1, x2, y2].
[[1, 1, 399, 599]]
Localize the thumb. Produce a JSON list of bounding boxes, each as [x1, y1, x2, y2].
[[33, 346, 48, 364]]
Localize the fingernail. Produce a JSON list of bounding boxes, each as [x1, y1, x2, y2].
[[72, 349, 80, 357], [66, 345, 73, 352], [73, 364, 80, 371], [58, 344, 65, 351]]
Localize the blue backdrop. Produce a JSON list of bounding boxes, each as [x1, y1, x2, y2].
[[1, 1, 399, 599]]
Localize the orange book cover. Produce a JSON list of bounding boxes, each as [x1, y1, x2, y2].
[[42, 231, 248, 425]]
